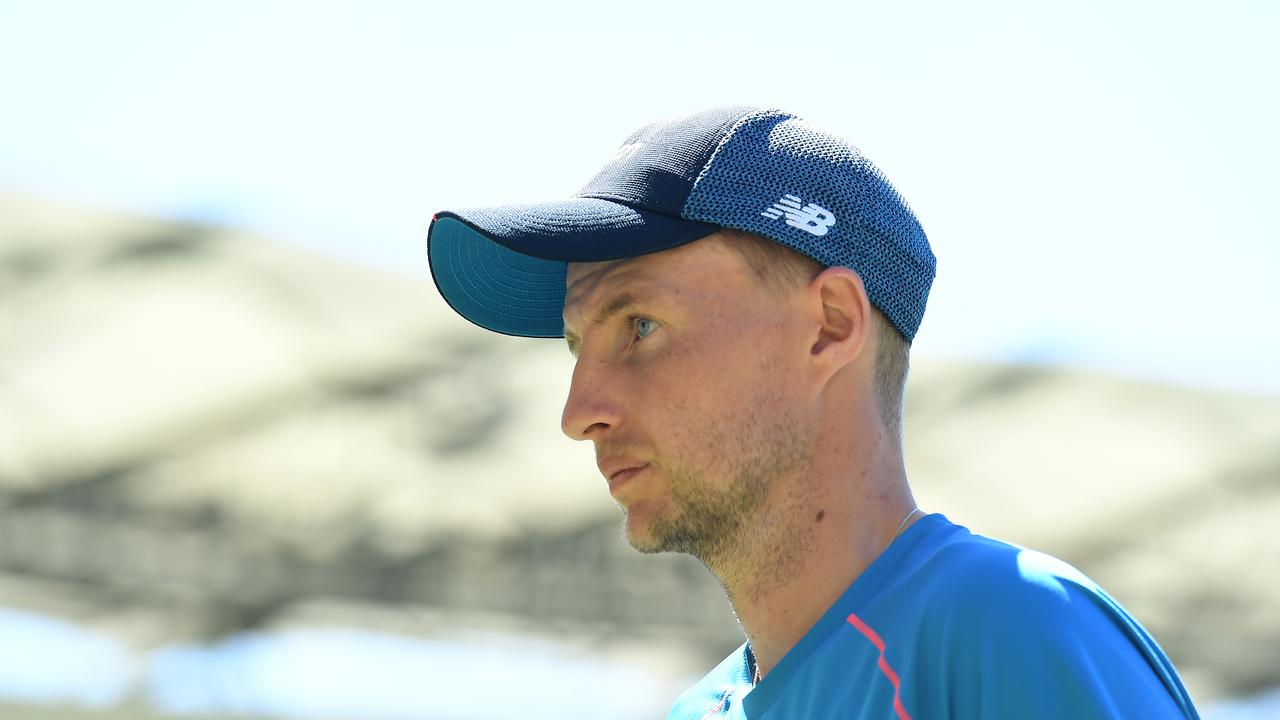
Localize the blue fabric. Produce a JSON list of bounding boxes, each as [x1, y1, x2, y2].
[[683, 111, 935, 342], [427, 105, 937, 341], [669, 515, 1199, 720], [577, 105, 762, 214]]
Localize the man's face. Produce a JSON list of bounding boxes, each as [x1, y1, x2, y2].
[[561, 235, 817, 562]]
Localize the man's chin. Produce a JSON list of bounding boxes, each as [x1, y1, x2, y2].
[[620, 503, 676, 553], [621, 512, 667, 554], [621, 507, 702, 557]]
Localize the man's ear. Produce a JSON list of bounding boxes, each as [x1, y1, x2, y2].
[[807, 266, 872, 378]]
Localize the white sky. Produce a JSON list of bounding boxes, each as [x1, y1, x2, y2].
[[1, 0, 1277, 393]]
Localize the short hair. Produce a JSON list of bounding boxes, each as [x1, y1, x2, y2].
[[711, 228, 911, 436]]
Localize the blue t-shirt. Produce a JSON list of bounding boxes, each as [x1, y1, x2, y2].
[[669, 514, 1198, 719]]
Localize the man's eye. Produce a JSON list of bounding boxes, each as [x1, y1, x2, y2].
[[634, 317, 658, 339]]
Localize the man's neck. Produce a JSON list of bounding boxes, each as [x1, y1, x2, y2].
[[705, 430, 917, 681]]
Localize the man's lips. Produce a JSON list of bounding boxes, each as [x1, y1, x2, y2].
[[598, 459, 650, 492]]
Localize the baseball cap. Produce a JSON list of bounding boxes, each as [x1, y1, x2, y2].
[[427, 105, 936, 341]]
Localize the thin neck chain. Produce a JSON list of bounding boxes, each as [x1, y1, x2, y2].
[[751, 506, 921, 687], [891, 506, 921, 542]]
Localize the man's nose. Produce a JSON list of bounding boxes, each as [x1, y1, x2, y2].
[[560, 355, 622, 441]]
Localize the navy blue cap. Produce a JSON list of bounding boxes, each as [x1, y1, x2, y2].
[[428, 106, 936, 341]]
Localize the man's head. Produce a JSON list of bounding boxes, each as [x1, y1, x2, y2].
[[426, 105, 934, 561], [560, 228, 907, 562]]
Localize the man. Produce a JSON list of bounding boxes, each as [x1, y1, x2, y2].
[[426, 106, 1199, 719]]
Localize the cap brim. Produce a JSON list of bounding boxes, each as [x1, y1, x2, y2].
[[428, 198, 718, 338]]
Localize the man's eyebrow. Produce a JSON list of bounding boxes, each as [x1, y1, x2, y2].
[[562, 291, 646, 354], [589, 292, 643, 326]]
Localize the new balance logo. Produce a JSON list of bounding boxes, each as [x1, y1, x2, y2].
[[761, 195, 837, 236], [611, 142, 643, 162]]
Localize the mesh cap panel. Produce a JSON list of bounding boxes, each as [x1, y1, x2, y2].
[[576, 105, 759, 215], [682, 112, 936, 340]]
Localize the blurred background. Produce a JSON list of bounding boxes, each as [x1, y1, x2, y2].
[[1, 1, 1277, 718]]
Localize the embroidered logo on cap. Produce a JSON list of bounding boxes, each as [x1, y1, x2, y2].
[[611, 143, 643, 162], [761, 195, 837, 236]]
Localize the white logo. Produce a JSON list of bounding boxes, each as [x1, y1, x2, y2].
[[611, 142, 643, 162], [761, 194, 837, 236]]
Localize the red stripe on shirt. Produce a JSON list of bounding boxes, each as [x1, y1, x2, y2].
[[700, 687, 732, 719], [846, 611, 912, 720]]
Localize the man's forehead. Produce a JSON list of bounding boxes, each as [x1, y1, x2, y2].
[[563, 258, 660, 323], [566, 242, 670, 298], [564, 256, 632, 294], [562, 236, 746, 324], [566, 234, 729, 289]]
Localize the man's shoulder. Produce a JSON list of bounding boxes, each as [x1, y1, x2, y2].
[[888, 518, 1197, 718], [892, 518, 1143, 667], [906, 516, 1106, 626]]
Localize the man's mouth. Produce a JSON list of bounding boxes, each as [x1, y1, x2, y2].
[[598, 458, 650, 492]]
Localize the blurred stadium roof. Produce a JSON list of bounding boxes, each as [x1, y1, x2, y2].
[[1, 193, 1277, 707]]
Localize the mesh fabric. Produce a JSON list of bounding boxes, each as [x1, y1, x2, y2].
[[577, 105, 759, 216], [682, 111, 936, 341]]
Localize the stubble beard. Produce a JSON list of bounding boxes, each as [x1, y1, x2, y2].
[[623, 407, 813, 575]]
